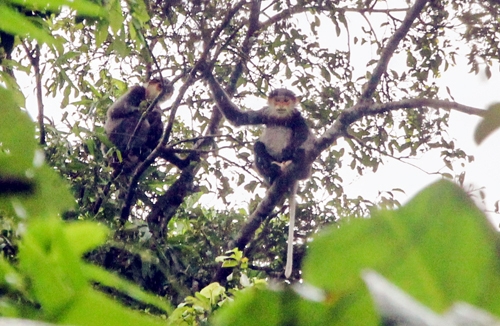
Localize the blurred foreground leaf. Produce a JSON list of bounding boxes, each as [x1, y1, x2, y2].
[[474, 103, 500, 144], [213, 180, 500, 325]]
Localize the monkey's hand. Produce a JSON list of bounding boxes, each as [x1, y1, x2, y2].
[[139, 100, 150, 111]]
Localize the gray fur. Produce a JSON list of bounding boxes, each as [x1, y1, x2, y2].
[[259, 126, 292, 161]]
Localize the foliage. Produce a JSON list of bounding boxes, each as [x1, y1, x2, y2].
[[474, 102, 500, 144], [213, 180, 500, 325], [0, 87, 171, 325], [0, 0, 500, 324]]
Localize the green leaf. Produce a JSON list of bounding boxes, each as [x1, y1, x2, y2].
[[7, 0, 107, 18], [0, 4, 56, 45], [109, 0, 125, 34], [95, 19, 110, 47], [0, 257, 26, 292], [212, 288, 282, 326], [1, 164, 75, 218], [303, 180, 500, 321], [0, 87, 36, 174], [199, 282, 226, 306], [0, 87, 74, 217], [82, 264, 173, 314], [64, 222, 109, 256], [18, 218, 86, 317], [212, 287, 340, 326], [474, 103, 500, 144], [59, 288, 166, 326]]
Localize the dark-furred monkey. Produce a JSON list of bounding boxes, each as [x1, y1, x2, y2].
[[206, 72, 315, 278], [104, 78, 189, 171]]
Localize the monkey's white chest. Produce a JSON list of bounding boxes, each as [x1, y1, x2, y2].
[[259, 126, 292, 161]]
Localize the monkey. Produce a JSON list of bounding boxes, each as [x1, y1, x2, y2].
[[206, 72, 315, 278], [103, 77, 190, 172]]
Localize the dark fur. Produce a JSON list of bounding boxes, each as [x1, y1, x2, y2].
[[207, 74, 313, 185], [104, 81, 189, 170]]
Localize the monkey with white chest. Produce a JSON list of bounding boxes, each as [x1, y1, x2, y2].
[[104, 78, 190, 171], [206, 72, 316, 278]]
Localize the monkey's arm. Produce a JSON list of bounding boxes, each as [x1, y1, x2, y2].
[[206, 72, 264, 126], [282, 113, 311, 161]]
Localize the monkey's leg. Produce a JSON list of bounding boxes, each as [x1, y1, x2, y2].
[[254, 141, 282, 185]]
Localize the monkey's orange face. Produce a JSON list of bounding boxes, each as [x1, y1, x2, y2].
[[268, 96, 296, 117], [146, 79, 174, 104]]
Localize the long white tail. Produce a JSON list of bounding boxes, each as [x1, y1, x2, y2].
[[285, 182, 299, 278]]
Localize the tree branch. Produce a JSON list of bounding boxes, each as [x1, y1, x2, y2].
[[360, 0, 429, 101], [141, 0, 254, 234], [22, 41, 46, 145], [316, 99, 484, 155], [365, 98, 486, 117]]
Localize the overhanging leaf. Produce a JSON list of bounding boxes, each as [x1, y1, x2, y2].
[[474, 103, 500, 144], [0, 4, 56, 45], [303, 180, 500, 319], [7, 0, 107, 18]]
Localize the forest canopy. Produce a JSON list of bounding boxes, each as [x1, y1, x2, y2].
[[1, 0, 500, 325]]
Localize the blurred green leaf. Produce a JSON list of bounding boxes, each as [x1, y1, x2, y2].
[[303, 180, 500, 319], [474, 103, 500, 144], [0, 87, 74, 217], [83, 264, 173, 314], [7, 0, 107, 18], [212, 286, 342, 326], [64, 222, 109, 256], [59, 287, 166, 326], [0, 87, 37, 173], [212, 288, 282, 326], [18, 218, 85, 317], [0, 4, 56, 45]]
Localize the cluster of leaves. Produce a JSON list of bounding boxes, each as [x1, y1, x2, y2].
[[0, 87, 172, 325], [212, 180, 500, 325]]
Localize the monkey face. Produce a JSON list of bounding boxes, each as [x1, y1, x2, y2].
[[268, 88, 297, 117], [146, 78, 174, 104]]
